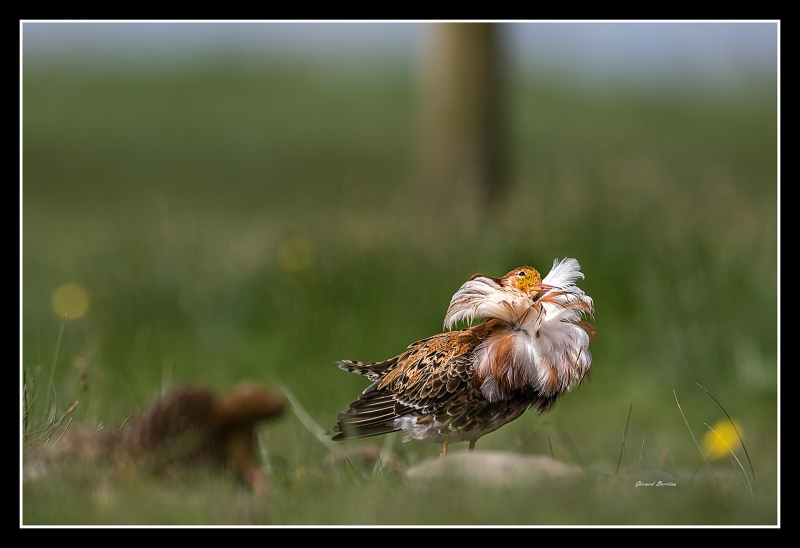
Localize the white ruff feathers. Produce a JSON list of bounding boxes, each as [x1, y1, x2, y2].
[[444, 258, 595, 402]]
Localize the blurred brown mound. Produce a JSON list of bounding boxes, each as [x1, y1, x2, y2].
[[24, 383, 285, 493]]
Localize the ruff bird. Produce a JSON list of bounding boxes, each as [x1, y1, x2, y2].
[[331, 258, 595, 457]]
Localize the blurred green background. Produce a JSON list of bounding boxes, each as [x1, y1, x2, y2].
[[22, 22, 777, 525]]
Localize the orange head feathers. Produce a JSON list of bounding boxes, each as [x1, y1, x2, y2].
[[496, 266, 555, 300]]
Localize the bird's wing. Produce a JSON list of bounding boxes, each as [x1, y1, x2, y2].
[[377, 332, 477, 413], [331, 331, 481, 440], [330, 382, 406, 440]]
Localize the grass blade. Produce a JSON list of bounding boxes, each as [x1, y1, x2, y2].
[[614, 403, 633, 477], [673, 389, 715, 478], [696, 383, 756, 495], [43, 315, 66, 424], [272, 378, 338, 452], [52, 417, 73, 447], [117, 413, 133, 432], [36, 400, 79, 446], [554, 420, 584, 467], [637, 434, 645, 477], [703, 422, 753, 498]]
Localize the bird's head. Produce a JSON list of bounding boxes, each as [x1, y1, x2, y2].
[[497, 266, 554, 299], [445, 259, 589, 331]]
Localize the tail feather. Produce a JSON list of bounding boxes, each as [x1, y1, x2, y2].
[[332, 384, 408, 441], [337, 357, 398, 381], [331, 423, 399, 441]]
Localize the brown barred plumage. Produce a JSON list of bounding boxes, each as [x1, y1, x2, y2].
[[332, 259, 595, 457]]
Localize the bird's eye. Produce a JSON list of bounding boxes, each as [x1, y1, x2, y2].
[[517, 270, 527, 277]]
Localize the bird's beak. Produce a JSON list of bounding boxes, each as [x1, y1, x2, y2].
[[531, 283, 555, 301]]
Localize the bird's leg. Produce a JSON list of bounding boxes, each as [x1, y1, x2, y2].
[[468, 439, 477, 452], [439, 434, 450, 459]]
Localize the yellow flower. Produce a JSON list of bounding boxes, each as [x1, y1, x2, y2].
[[702, 418, 743, 460]]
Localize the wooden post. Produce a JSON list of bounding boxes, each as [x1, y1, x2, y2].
[[418, 23, 508, 215]]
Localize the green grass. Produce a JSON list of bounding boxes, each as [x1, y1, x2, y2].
[[22, 54, 777, 525]]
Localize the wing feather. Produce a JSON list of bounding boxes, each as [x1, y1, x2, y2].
[[332, 330, 483, 441]]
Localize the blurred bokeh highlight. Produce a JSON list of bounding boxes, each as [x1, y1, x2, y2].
[[22, 22, 777, 525]]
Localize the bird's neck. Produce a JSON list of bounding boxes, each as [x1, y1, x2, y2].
[[473, 306, 591, 402]]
